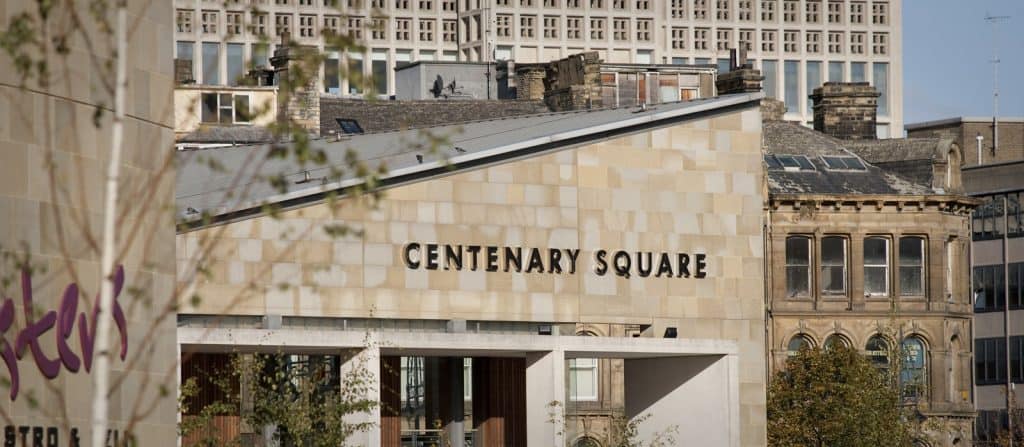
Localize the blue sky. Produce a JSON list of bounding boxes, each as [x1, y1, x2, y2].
[[904, 0, 1024, 125]]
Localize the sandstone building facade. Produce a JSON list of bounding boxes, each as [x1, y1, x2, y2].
[[761, 82, 978, 446], [176, 93, 769, 446]]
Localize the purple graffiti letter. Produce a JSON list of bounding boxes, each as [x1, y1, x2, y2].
[[57, 284, 81, 372], [79, 265, 129, 372], [0, 298, 18, 400], [14, 271, 60, 379]]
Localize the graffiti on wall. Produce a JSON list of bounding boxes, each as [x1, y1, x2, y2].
[[1, 266, 129, 401]]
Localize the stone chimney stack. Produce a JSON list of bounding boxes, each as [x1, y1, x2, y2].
[[714, 49, 763, 95], [271, 33, 321, 136], [810, 82, 880, 140]]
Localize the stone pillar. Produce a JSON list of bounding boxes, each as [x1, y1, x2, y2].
[[341, 345, 381, 446], [525, 350, 566, 447], [447, 357, 466, 447], [271, 33, 321, 137], [810, 82, 880, 140]]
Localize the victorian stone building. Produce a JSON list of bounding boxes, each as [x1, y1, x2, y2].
[[762, 83, 978, 446]]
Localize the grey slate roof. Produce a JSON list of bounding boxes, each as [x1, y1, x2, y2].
[[762, 121, 934, 196], [177, 93, 762, 229], [844, 138, 954, 188], [177, 126, 276, 144]]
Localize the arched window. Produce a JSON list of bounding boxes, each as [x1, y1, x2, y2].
[[786, 236, 812, 297], [900, 337, 928, 401], [787, 334, 814, 356], [865, 335, 890, 368], [573, 436, 602, 447], [824, 334, 850, 350]]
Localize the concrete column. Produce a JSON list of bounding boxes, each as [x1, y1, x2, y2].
[[624, 354, 739, 447], [448, 357, 465, 447], [525, 350, 565, 447], [341, 345, 381, 446]]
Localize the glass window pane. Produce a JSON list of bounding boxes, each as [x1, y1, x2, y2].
[[718, 58, 731, 74], [821, 236, 845, 294], [252, 43, 269, 69], [763, 60, 778, 99], [806, 61, 821, 112], [899, 237, 924, 295], [828, 61, 843, 82], [786, 237, 809, 264], [787, 335, 811, 355], [234, 95, 250, 122], [176, 41, 195, 80], [787, 267, 809, 296], [202, 42, 220, 85], [864, 238, 888, 264], [866, 336, 889, 367], [371, 50, 388, 95], [784, 60, 799, 113], [873, 62, 888, 116], [851, 62, 866, 82], [900, 267, 923, 295], [348, 55, 363, 94], [325, 57, 340, 93], [201, 93, 218, 123], [226, 43, 244, 86], [865, 267, 887, 294]]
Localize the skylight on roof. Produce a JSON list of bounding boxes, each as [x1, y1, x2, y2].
[[765, 155, 816, 172], [822, 156, 867, 171]]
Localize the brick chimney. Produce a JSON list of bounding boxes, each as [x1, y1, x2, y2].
[[271, 33, 321, 136], [714, 49, 763, 95], [810, 82, 880, 140]]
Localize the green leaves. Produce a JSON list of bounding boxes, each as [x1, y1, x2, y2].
[[767, 345, 914, 447]]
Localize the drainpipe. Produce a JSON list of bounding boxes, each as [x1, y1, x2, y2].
[[976, 134, 984, 165]]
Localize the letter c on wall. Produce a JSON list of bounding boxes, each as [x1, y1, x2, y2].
[[403, 243, 421, 269]]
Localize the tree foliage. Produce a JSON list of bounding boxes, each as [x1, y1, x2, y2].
[[767, 345, 914, 447], [179, 352, 377, 447]]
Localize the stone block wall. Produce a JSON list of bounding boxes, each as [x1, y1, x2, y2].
[[1, 0, 178, 444], [180, 107, 768, 445], [319, 98, 549, 135], [516, 67, 546, 101]]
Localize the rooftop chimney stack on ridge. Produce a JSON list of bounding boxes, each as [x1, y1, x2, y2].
[[811, 82, 880, 140]]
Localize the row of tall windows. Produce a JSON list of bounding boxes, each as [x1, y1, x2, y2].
[[766, 60, 886, 116], [972, 192, 1024, 240], [975, 336, 1024, 385], [785, 235, 925, 298], [973, 262, 1024, 312]]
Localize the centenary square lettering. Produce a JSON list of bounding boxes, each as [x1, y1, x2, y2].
[[403, 243, 708, 279]]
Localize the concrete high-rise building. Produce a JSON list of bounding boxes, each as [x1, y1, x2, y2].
[[172, 0, 901, 135]]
